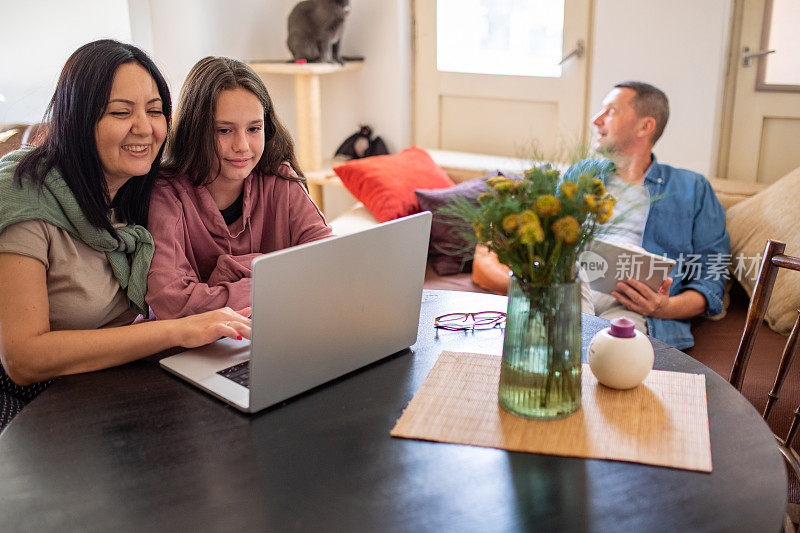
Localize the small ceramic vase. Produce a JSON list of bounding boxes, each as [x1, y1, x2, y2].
[[588, 317, 654, 389]]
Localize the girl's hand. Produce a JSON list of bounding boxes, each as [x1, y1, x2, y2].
[[173, 307, 252, 348]]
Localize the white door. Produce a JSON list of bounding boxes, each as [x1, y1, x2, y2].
[[724, 0, 800, 184], [413, 0, 592, 160]]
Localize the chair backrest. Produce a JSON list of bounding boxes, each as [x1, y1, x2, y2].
[[729, 239, 800, 484], [0, 123, 45, 159]]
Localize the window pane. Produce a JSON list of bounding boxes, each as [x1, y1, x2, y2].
[[437, 0, 565, 78], [763, 0, 800, 86]]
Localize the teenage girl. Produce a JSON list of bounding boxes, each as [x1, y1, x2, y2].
[[146, 57, 332, 319]]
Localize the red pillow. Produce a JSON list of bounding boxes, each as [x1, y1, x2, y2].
[[333, 146, 455, 222]]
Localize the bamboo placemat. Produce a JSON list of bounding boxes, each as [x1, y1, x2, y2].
[[391, 351, 712, 472]]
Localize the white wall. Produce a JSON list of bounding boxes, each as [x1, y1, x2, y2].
[[589, 0, 733, 177], [144, 0, 411, 160], [0, 0, 411, 162], [0, 0, 133, 124], [1, 1, 730, 181]]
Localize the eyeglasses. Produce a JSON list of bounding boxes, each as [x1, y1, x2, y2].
[[434, 311, 507, 331]]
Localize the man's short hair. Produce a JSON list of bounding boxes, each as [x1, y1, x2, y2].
[[614, 81, 669, 144]]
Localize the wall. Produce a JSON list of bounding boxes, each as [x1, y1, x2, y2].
[[0, 0, 132, 124], [145, 0, 732, 178], [0, 1, 730, 181], [589, 0, 733, 177], [144, 0, 411, 161], [0, 0, 411, 160]]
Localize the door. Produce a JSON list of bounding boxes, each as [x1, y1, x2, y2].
[[723, 0, 800, 183], [413, 0, 592, 160]]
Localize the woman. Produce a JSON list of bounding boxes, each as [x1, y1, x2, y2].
[[145, 57, 332, 319], [0, 41, 251, 401]]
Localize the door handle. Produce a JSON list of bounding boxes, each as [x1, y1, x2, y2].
[[742, 46, 775, 67], [558, 40, 585, 66]]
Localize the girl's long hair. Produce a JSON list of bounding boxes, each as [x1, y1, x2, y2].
[[162, 56, 303, 186], [14, 39, 172, 231]]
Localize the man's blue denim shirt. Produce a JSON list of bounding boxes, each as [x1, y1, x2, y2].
[[565, 155, 730, 350]]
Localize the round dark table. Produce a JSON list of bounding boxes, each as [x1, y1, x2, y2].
[[0, 290, 787, 532]]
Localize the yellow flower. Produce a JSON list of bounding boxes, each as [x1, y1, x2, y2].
[[592, 178, 606, 196], [502, 214, 521, 233], [586, 195, 615, 214], [551, 216, 580, 243], [494, 179, 515, 193], [477, 192, 493, 204], [597, 201, 614, 224], [559, 181, 578, 198], [545, 169, 560, 181], [520, 209, 540, 225], [583, 193, 596, 210], [518, 221, 545, 244], [534, 195, 561, 217], [486, 176, 514, 192], [472, 222, 486, 240], [523, 168, 542, 180]]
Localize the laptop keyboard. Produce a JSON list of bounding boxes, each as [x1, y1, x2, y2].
[[217, 361, 250, 388]]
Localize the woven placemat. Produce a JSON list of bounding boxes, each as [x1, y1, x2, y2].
[[391, 351, 712, 472]]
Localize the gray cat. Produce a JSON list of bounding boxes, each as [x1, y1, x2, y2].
[[287, 0, 351, 64]]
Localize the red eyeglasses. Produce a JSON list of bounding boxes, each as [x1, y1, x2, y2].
[[434, 311, 507, 331]]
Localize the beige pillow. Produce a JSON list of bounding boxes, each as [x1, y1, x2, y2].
[[707, 177, 766, 210], [726, 166, 800, 334]]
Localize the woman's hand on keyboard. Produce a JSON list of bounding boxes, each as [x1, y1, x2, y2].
[[172, 307, 252, 348]]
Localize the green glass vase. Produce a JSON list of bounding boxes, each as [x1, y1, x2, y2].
[[498, 276, 582, 420]]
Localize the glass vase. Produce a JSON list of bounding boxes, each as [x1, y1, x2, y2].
[[498, 276, 581, 420]]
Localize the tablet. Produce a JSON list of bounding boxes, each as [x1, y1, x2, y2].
[[578, 238, 677, 294]]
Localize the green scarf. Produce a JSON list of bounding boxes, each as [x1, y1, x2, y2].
[[0, 148, 153, 317]]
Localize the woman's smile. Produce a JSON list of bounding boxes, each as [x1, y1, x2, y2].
[[122, 143, 152, 156]]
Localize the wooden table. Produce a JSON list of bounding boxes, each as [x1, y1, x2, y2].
[[0, 290, 787, 531]]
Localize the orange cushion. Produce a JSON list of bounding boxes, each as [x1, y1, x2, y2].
[[472, 245, 511, 295], [333, 146, 455, 222]]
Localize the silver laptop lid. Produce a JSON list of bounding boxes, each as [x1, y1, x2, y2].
[[248, 211, 432, 412]]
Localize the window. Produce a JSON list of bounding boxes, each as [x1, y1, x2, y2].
[[759, 0, 800, 90], [436, 0, 565, 78]]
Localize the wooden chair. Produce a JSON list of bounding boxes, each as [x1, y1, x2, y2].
[[729, 239, 800, 531]]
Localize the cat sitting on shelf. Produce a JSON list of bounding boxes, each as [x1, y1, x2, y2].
[[287, 0, 351, 64]]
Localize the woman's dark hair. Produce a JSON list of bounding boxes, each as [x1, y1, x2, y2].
[[162, 56, 303, 187], [14, 39, 172, 231]]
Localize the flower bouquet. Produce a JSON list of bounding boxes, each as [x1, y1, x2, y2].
[[443, 164, 617, 419]]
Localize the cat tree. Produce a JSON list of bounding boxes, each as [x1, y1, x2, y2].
[[248, 60, 364, 209]]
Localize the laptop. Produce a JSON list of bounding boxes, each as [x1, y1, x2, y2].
[[160, 211, 432, 413]]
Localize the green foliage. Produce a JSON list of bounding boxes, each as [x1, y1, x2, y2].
[[441, 166, 617, 288], [513, 137, 596, 168]]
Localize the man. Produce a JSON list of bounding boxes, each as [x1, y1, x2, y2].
[[570, 81, 729, 350]]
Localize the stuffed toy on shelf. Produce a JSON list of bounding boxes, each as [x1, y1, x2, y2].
[[334, 125, 389, 160]]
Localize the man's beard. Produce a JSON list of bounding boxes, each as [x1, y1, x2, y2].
[[596, 142, 620, 157]]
